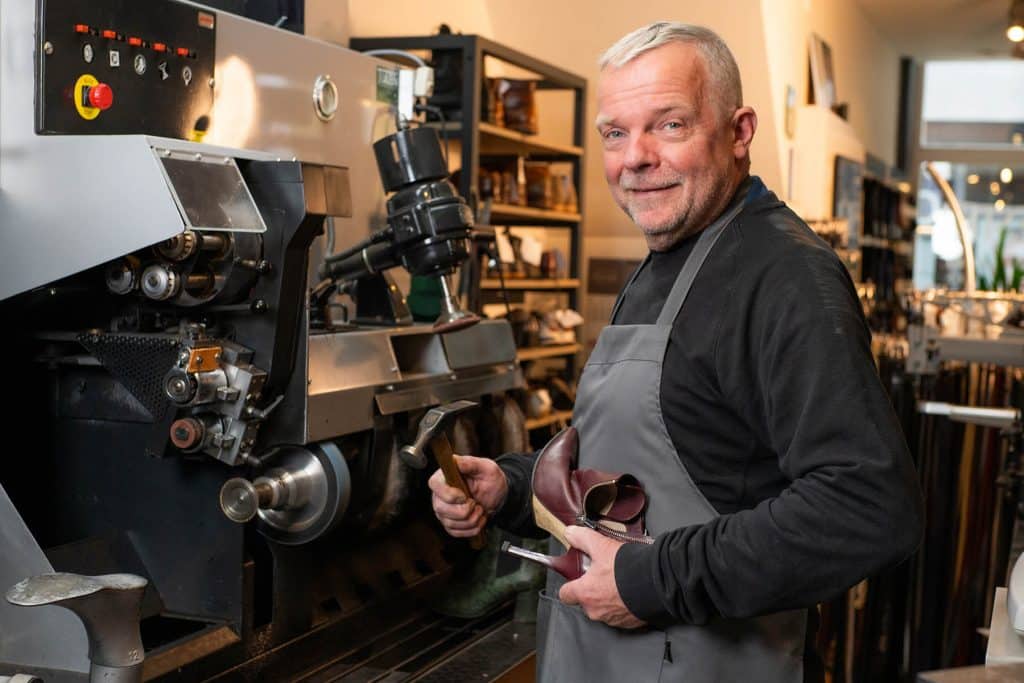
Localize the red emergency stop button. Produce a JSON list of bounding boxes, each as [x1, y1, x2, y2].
[[87, 83, 114, 110]]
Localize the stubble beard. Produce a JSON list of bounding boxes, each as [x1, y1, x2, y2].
[[621, 168, 738, 251]]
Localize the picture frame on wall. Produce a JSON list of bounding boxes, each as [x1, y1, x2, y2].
[[833, 155, 863, 248], [808, 33, 836, 110]]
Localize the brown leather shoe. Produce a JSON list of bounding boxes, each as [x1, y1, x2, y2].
[[530, 427, 649, 548]]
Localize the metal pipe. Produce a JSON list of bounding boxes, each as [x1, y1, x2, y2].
[[925, 161, 975, 294]]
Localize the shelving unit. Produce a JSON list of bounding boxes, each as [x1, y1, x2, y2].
[[350, 33, 586, 441], [488, 204, 581, 224], [860, 234, 913, 256], [524, 409, 573, 431], [516, 343, 582, 362], [479, 278, 579, 290]]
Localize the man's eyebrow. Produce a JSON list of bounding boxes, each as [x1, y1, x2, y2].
[[594, 105, 695, 129]]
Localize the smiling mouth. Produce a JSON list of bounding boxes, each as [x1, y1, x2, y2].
[[628, 186, 675, 194]]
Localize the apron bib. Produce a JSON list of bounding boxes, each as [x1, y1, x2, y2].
[[537, 189, 806, 682]]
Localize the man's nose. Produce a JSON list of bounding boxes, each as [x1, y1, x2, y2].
[[622, 133, 658, 171]]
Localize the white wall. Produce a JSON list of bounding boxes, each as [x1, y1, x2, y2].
[[760, 0, 902, 196], [340, 0, 902, 344]]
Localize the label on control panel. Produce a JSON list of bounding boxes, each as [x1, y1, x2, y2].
[[108, 49, 120, 68], [376, 66, 398, 105]]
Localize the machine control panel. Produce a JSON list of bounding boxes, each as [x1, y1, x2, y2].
[[37, 0, 216, 139]]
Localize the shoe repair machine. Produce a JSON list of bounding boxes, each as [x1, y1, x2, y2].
[[0, 1, 534, 680]]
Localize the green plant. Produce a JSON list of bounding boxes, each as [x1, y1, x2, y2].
[[993, 227, 1009, 291]]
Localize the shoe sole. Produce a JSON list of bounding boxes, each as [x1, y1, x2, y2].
[[532, 494, 569, 548]]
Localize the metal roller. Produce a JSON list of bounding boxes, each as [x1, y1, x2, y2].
[[219, 441, 351, 545]]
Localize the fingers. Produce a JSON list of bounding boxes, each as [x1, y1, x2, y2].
[[433, 497, 486, 537], [564, 525, 601, 553], [428, 468, 467, 505], [430, 464, 487, 538], [559, 579, 580, 606], [453, 454, 492, 476], [433, 497, 485, 529]]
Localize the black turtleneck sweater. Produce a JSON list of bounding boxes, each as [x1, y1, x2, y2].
[[492, 179, 923, 669]]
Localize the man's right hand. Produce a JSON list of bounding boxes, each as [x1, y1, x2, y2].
[[429, 455, 508, 538]]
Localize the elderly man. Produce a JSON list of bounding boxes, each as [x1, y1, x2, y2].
[[429, 21, 923, 682]]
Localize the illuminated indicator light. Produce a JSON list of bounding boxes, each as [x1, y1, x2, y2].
[[128, 36, 142, 47], [176, 47, 189, 57], [991, 181, 1002, 195], [153, 42, 167, 52], [995, 199, 1007, 212], [197, 12, 215, 30], [967, 174, 980, 185], [102, 29, 116, 39], [1001, 168, 1014, 183], [74, 24, 90, 34]]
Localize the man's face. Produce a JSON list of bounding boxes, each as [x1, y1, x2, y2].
[[596, 43, 741, 250]]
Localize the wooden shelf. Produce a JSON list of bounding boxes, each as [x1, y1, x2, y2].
[[480, 278, 579, 290], [516, 343, 581, 362], [860, 235, 913, 256], [489, 203, 581, 224], [479, 122, 583, 157], [525, 409, 574, 430], [427, 121, 583, 157]]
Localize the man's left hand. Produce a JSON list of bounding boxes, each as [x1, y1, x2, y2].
[[558, 525, 646, 629]]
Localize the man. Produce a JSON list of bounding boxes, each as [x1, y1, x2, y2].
[[429, 22, 923, 682]]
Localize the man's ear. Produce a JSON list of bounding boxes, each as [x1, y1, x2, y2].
[[731, 106, 757, 160]]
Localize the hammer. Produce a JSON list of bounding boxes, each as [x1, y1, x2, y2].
[[401, 400, 485, 549]]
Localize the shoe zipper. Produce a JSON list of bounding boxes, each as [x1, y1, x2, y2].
[[577, 516, 654, 545]]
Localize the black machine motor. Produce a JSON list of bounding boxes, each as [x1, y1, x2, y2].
[[320, 125, 480, 332]]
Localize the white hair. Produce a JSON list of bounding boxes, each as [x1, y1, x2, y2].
[[598, 22, 743, 117]]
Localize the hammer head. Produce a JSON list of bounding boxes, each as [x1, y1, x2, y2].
[[400, 399, 477, 468]]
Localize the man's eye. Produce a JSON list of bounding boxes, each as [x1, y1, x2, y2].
[[603, 129, 624, 140], [663, 121, 683, 130]]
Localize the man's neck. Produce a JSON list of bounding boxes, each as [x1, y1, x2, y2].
[[648, 172, 752, 253]]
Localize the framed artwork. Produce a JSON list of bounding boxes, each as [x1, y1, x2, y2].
[[833, 155, 863, 247], [808, 34, 836, 109]]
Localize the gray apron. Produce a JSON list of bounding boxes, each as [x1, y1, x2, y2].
[[536, 194, 807, 682]]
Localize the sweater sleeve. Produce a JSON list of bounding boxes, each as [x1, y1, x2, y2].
[[491, 450, 548, 538], [615, 240, 924, 625]]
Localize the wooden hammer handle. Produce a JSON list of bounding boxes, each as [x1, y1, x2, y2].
[[431, 432, 486, 550]]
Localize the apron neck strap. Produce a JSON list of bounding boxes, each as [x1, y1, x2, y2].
[[609, 253, 652, 322], [654, 181, 753, 327]]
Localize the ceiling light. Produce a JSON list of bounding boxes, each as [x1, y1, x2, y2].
[[991, 181, 1002, 195], [1001, 167, 1014, 183], [1011, 1, 1024, 42], [996, 198, 1007, 211], [968, 174, 981, 184]]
